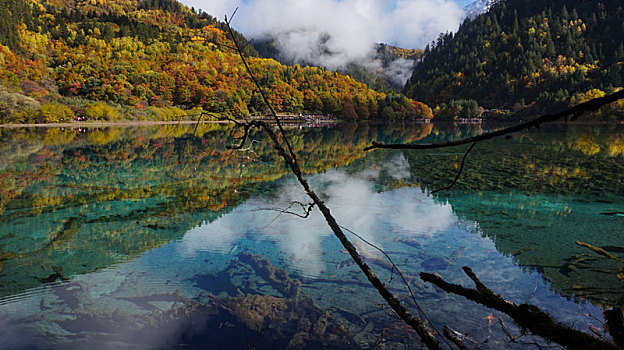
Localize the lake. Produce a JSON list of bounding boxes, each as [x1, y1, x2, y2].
[[0, 122, 623, 349]]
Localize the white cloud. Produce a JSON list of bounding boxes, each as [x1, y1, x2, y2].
[[180, 0, 464, 84]]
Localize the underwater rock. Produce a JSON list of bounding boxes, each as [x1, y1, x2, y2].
[[237, 252, 302, 299], [393, 237, 422, 249], [421, 247, 466, 272], [51, 291, 358, 350], [421, 257, 448, 271], [215, 293, 355, 350], [376, 321, 420, 350]]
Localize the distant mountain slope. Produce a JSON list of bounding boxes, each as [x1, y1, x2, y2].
[[406, 0, 624, 117], [0, 0, 432, 123], [254, 38, 423, 92]]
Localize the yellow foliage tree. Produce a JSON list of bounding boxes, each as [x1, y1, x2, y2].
[[39, 103, 74, 123], [84, 102, 122, 121]]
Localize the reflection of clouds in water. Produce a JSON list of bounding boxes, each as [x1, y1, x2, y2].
[[178, 153, 457, 277], [176, 208, 255, 257], [385, 152, 411, 180]]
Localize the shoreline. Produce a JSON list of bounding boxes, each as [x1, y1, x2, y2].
[[0, 120, 235, 128], [0, 118, 341, 128]]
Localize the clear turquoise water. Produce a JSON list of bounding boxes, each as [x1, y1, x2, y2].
[[0, 123, 622, 349]]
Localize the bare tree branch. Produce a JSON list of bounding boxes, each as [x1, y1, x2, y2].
[[364, 90, 624, 151], [420, 267, 620, 350], [256, 201, 316, 229], [224, 10, 300, 168], [222, 13, 444, 350], [431, 142, 476, 194], [498, 316, 520, 344], [220, 37, 255, 54]]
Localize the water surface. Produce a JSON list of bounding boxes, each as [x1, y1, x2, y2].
[[0, 123, 622, 349]]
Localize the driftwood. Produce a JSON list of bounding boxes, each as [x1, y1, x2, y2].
[[420, 266, 620, 350]]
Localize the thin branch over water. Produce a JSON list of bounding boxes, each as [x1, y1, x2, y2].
[[364, 90, 624, 151]]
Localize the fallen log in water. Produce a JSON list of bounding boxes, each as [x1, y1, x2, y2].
[[420, 266, 621, 350]]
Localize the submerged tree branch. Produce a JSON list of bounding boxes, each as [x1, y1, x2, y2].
[[442, 325, 478, 350], [575, 241, 624, 263], [431, 142, 476, 194], [223, 11, 443, 350], [420, 267, 620, 350], [364, 90, 624, 151]]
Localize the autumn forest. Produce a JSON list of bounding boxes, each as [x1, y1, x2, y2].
[[0, 0, 432, 124]]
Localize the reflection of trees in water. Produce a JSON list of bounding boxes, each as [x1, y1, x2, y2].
[[400, 125, 624, 305], [0, 123, 433, 296], [3, 120, 623, 347]]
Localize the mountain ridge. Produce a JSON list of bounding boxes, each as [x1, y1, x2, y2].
[[0, 0, 432, 124]]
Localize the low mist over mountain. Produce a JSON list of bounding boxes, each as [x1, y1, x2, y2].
[[180, 0, 464, 89], [254, 38, 423, 90]]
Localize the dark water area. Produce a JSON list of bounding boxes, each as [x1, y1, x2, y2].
[[0, 122, 623, 349]]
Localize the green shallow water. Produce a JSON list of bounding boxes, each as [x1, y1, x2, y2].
[[0, 123, 622, 349]]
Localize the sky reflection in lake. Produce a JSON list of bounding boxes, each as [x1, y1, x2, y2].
[[178, 152, 456, 278], [0, 124, 622, 349]]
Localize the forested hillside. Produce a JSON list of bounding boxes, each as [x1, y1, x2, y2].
[[254, 39, 423, 92], [0, 0, 431, 123], [406, 0, 624, 118]]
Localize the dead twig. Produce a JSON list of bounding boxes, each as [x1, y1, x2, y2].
[[364, 90, 624, 152], [431, 142, 476, 194], [498, 316, 520, 344], [220, 37, 255, 54], [420, 267, 620, 350], [256, 201, 316, 229], [224, 10, 299, 168]]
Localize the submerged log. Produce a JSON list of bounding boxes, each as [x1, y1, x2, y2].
[[420, 266, 620, 350], [576, 241, 624, 263], [237, 252, 302, 299]]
